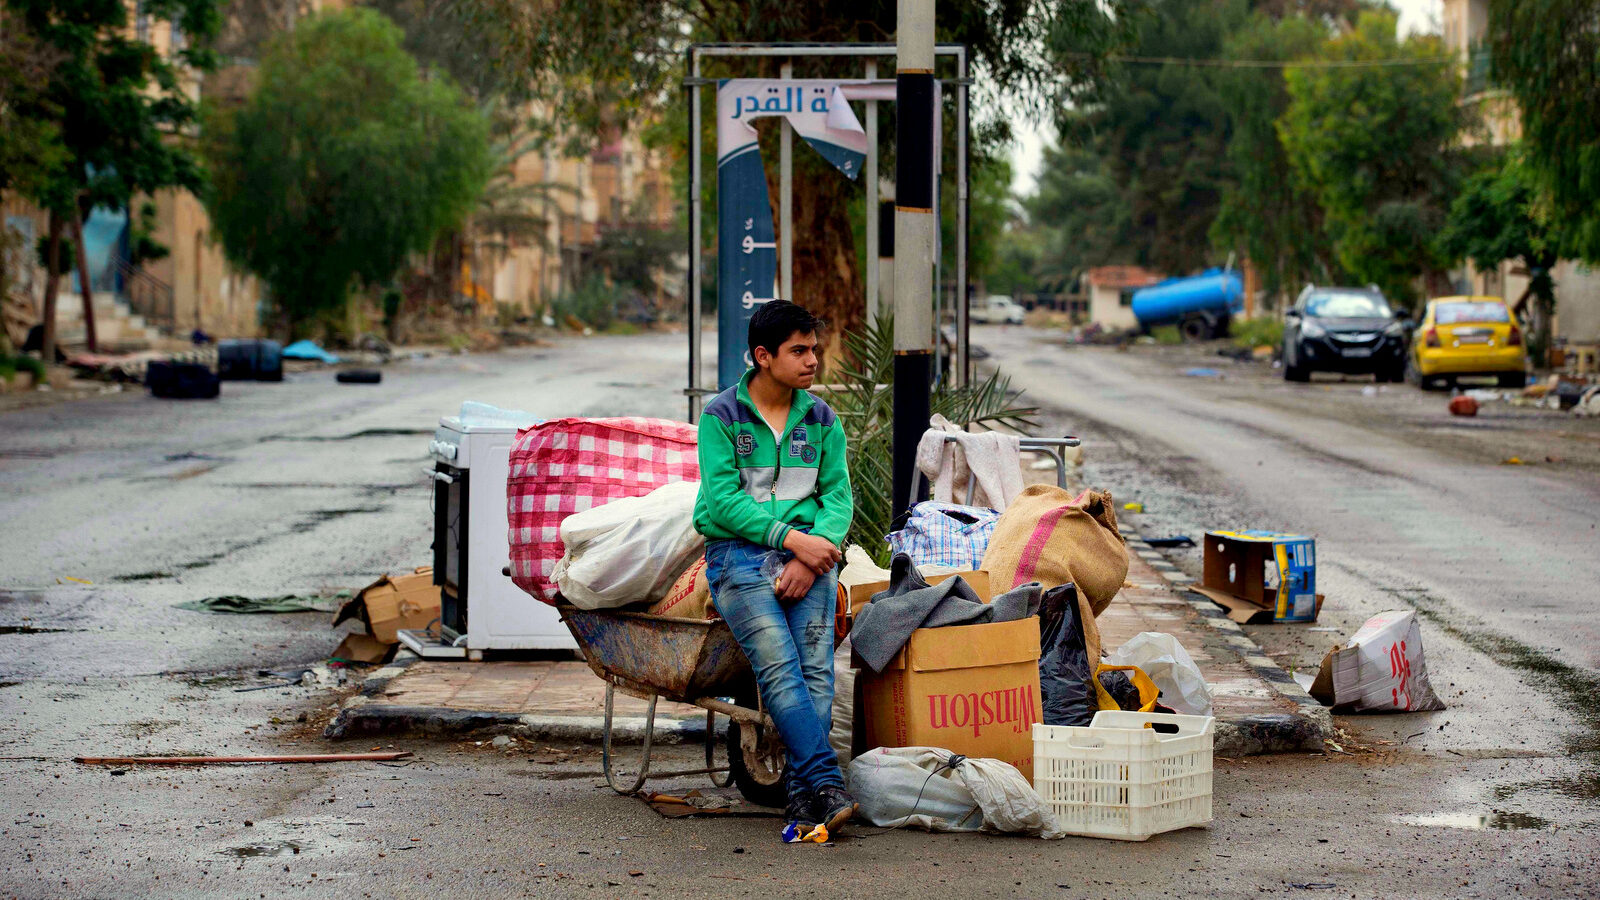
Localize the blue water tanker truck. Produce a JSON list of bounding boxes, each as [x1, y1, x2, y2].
[[1131, 268, 1245, 341]]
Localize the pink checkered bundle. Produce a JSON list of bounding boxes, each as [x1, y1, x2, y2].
[[507, 417, 700, 604]]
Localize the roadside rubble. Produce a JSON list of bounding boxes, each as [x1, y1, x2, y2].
[[329, 567, 442, 664], [1307, 610, 1445, 713]]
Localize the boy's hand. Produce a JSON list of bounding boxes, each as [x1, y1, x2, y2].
[[775, 559, 816, 602], [783, 531, 841, 574]]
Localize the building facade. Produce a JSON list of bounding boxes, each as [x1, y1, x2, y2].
[[3, 0, 679, 348], [1441, 0, 1600, 347], [1084, 265, 1163, 331]]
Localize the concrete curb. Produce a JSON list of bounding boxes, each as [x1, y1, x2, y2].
[[325, 648, 712, 744], [1123, 530, 1333, 756]]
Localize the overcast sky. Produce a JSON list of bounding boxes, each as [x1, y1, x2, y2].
[[1008, 0, 1443, 195]]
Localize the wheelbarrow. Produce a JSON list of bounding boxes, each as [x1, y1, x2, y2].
[[556, 604, 788, 807]]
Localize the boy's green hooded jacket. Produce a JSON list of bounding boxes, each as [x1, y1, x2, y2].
[[693, 368, 852, 548]]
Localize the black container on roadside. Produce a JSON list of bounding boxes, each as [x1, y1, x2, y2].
[[217, 339, 284, 382]]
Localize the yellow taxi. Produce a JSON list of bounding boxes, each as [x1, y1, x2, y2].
[[1407, 296, 1528, 389]]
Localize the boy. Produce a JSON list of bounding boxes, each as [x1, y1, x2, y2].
[[694, 300, 857, 837]]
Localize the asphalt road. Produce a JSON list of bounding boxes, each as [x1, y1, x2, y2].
[[2, 329, 1597, 898], [979, 326, 1600, 802]]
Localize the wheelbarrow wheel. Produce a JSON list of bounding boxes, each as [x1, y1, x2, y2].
[[724, 691, 786, 809]]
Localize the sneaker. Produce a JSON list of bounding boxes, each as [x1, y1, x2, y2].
[[783, 774, 816, 837], [812, 785, 857, 832]]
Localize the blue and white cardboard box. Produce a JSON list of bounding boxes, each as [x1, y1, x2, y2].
[[1194, 530, 1320, 624]]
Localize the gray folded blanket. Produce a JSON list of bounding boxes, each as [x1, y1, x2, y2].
[[850, 553, 1040, 672]]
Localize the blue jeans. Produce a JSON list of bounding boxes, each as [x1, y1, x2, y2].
[[704, 537, 843, 793]]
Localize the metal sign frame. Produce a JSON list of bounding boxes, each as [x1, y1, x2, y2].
[[684, 42, 970, 420]]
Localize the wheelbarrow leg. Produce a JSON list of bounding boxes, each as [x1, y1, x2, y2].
[[704, 708, 732, 788], [601, 681, 657, 795]]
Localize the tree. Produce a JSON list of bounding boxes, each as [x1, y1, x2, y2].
[[1437, 151, 1565, 361], [1487, 0, 1600, 262], [0, 15, 67, 200], [948, 153, 1016, 292], [357, 0, 535, 104], [202, 9, 491, 336], [448, 0, 1138, 349], [1024, 142, 1132, 287], [4, 0, 221, 360], [1057, 0, 1251, 275], [1278, 10, 1471, 307], [1210, 10, 1332, 305]]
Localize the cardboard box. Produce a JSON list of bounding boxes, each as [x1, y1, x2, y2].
[[858, 616, 1043, 780], [331, 632, 395, 665], [1191, 531, 1321, 624], [848, 569, 990, 618], [332, 566, 441, 644]]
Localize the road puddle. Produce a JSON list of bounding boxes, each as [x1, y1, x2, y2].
[[1394, 811, 1552, 831], [219, 841, 305, 858]]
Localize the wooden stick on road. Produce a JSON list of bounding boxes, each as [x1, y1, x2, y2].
[[74, 752, 412, 766]]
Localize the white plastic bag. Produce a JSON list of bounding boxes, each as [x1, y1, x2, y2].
[[1105, 632, 1214, 717], [553, 481, 704, 610], [847, 747, 1063, 838], [1311, 610, 1445, 712]]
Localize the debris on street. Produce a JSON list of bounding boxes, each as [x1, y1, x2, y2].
[[74, 751, 413, 766], [330, 566, 441, 663], [1143, 535, 1194, 548], [176, 594, 344, 614], [1308, 610, 1446, 712], [1190, 531, 1321, 624], [281, 339, 341, 364]]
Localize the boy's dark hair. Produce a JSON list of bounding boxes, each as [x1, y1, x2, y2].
[[748, 300, 822, 360]]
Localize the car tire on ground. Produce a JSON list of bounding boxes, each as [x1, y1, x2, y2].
[[1498, 372, 1528, 389], [1283, 347, 1310, 382], [1405, 355, 1435, 390]]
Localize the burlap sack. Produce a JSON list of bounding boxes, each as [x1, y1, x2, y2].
[[981, 485, 1128, 615], [645, 556, 715, 619]]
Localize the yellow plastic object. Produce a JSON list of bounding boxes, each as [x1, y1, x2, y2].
[[1094, 664, 1159, 713], [1122, 502, 1144, 513], [802, 823, 829, 843]]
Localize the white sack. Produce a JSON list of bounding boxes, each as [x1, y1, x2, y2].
[[553, 481, 704, 610], [830, 638, 855, 766], [839, 544, 891, 591], [847, 747, 1063, 839], [1105, 631, 1214, 717]]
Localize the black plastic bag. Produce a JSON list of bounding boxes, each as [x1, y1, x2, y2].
[[1098, 669, 1141, 711], [1038, 582, 1097, 727]]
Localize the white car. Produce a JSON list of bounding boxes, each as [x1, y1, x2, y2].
[[971, 295, 1025, 325]]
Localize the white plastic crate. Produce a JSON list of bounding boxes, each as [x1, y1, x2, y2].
[[1033, 710, 1215, 841]]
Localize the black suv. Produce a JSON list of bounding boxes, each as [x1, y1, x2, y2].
[[1282, 285, 1409, 382]]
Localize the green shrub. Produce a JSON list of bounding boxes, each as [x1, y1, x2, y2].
[[1229, 317, 1284, 349], [0, 354, 47, 383], [552, 275, 620, 331], [1150, 325, 1183, 345]]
